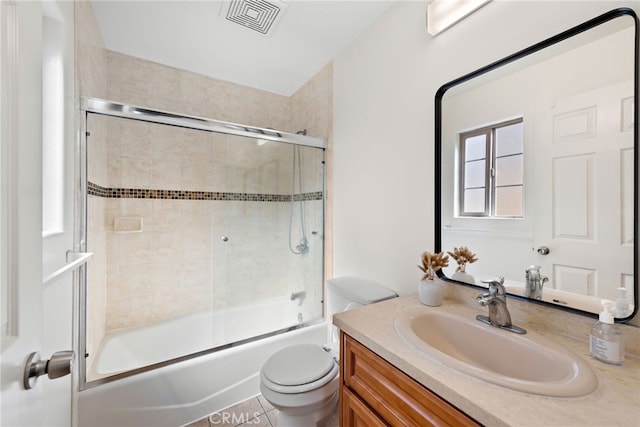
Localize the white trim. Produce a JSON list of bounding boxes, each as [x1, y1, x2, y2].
[[1, 0, 18, 340]]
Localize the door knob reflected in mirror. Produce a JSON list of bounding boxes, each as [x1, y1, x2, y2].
[[536, 246, 550, 255], [23, 350, 75, 390]]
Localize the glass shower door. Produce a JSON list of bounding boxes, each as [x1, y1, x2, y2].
[[83, 102, 325, 384], [212, 133, 325, 345]]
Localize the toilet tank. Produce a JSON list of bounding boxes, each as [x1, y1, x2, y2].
[[326, 276, 397, 318], [325, 276, 397, 350]]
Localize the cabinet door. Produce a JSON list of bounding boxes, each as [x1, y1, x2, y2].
[[341, 387, 388, 427], [342, 333, 480, 427]]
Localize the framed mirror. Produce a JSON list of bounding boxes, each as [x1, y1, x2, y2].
[[435, 8, 638, 322]]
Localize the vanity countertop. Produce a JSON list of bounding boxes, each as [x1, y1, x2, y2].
[[333, 285, 640, 427]]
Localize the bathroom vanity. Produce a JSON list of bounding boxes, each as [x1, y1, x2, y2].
[[333, 286, 640, 426], [340, 332, 479, 426]]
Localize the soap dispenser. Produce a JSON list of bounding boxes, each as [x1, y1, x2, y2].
[[589, 302, 624, 365]]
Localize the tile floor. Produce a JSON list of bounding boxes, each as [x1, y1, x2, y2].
[[184, 394, 339, 427]]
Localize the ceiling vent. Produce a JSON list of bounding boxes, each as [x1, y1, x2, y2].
[[221, 0, 288, 36]]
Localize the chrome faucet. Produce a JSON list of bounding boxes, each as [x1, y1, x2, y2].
[[525, 265, 548, 300], [476, 277, 526, 334]]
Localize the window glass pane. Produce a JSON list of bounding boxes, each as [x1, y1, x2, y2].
[[464, 134, 486, 161], [464, 159, 486, 188], [459, 119, 524, 218], [495, 122, 523, 157], [42, 17, 65, 234], [495, 186, 523, 217], [495, 154, 523, 186], [464, 189, 486, 213]]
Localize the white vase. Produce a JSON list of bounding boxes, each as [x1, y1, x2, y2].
[[418, 278, 446, 306]]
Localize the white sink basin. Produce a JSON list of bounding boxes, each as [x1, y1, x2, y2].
[[395, 310, 598, 397]]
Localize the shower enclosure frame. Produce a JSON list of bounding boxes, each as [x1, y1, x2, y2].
[[77, 97, 327, 389]]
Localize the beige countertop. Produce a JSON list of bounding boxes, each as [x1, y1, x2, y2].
[[333, 284, 640, 427]]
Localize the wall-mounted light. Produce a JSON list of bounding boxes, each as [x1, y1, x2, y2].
[[427, 0, 492, 36]]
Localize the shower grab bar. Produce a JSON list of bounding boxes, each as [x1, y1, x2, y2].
[[43, 251, 93, 286]]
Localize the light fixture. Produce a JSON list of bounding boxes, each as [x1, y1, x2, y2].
[[427, 0, 491, 36]]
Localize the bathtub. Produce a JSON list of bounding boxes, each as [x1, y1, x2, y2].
[[78, 298, 327, 427], [88, 296, 313, 379]]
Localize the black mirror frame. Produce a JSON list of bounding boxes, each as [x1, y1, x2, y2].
[[434, 8, 639, 323]]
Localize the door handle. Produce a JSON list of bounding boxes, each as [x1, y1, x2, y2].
[[23, 350, 75, 390], [536, 246, 550, 255]]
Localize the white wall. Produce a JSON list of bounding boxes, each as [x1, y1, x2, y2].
[[332, 1, 639, 300]]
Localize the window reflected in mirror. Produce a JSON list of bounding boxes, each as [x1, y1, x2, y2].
[[459, 119, 523, 218]]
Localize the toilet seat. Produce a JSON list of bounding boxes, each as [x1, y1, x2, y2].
[[261, 344, 339, 394]]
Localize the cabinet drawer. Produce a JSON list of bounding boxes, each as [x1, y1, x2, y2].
[[341, 387, 389, 427], [341, 333, 479, 427]]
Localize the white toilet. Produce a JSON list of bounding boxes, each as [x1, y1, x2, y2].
[[259, 277, 397, 427]]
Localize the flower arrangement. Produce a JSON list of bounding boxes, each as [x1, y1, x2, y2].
[[446, 246, 478, 273], [418, 251, 449, 281]]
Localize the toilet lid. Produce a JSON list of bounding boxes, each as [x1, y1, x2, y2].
[[262, 344, 335, 386]]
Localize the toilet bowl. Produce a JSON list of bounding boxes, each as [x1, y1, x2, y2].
[[259, 277, 397, 427], [260, 344, 339, 427]]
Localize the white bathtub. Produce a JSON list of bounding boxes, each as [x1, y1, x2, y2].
[[89, 296, 312, 379], [78, 298, 327, 427]]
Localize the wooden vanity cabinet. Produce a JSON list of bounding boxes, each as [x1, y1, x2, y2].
[[340, 332, 480, 427]]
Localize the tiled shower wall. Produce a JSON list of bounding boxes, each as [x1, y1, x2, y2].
[[76, 0, 332, 371], [90, 119, 324, 331]]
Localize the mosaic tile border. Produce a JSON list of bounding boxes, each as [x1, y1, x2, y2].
[[87, 181, 323, 202]]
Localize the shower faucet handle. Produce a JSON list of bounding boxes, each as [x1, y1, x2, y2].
[[290, 291, 307, 305]]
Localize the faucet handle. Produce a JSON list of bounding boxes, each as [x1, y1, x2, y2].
[[481, 277, 506, 296], [481, 276, 504, 285]]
